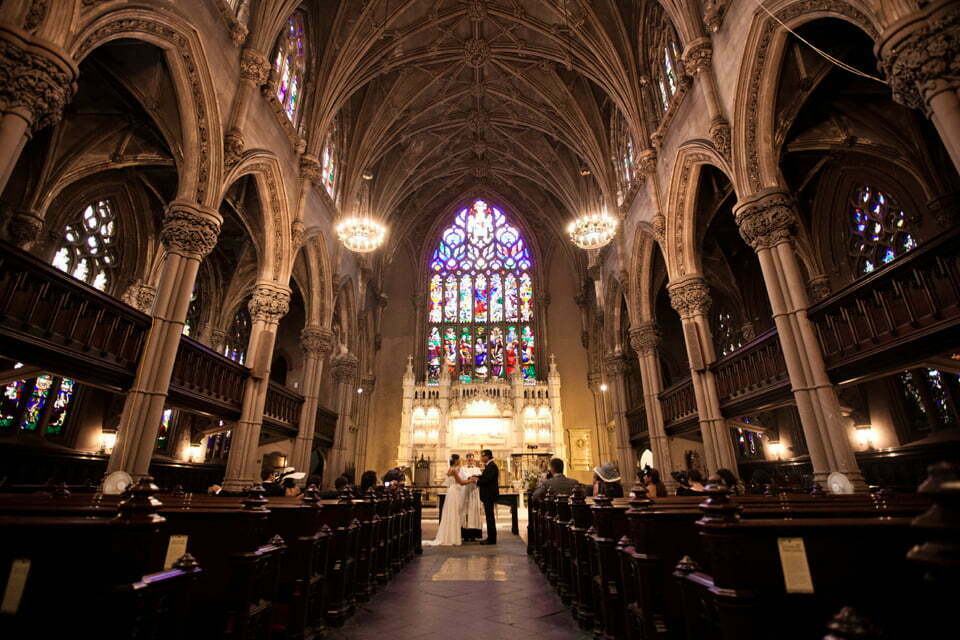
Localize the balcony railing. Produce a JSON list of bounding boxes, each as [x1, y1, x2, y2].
[[809, 225, 960, 384], [626, 402, 647, 440], [0, 241, 150, 389], [314, 406, 338, 446], [712, 327, 790, 414], [659, 377, 697, 430], [262, 381, 303, 435], [168, 336, 248, 419]]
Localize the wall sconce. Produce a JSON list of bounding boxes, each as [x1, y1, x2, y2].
[[767, 440, 782, 460], [599, 383, 608, 392], [99, 431, 117, 454], [855, 425, 876, 450], [357, 387, 363, 394], [186, 445, 203, 463], [277, 455, 288, 469]]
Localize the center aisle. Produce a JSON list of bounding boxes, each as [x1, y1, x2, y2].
[[329, 526, 590, 639]]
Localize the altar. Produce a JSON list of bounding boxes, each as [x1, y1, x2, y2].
[[397, 355, 565, 487]]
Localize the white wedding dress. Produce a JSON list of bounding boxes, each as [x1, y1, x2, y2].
[[426, 468, 464, 546]]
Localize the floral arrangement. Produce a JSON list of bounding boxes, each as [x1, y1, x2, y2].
[[523, 470, 540, 491]]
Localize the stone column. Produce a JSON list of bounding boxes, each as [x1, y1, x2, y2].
[[603, 354, 635, 482], [667, 277, 738, 474], [588, 372, 612, 464], [107, 201, 221, 481], [547, 354, 566, 463], [682, 37, 731, 159], [324, 347, 359, 484], [352, 374, 375, 474], [223, 47, 271, 165], [221, 283, 291, 491], [290, 325, 334, 480], [877, 0, 960, 173], [0, 27, 77, 197], [733, 189, 865, 490], [397, 356, 415, 468], [629, 321, 675, 489]]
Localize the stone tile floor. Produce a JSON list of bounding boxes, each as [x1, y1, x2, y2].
[[327, 512, 590, 639]]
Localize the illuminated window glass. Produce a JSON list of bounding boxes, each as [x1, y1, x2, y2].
[[272, 12, 306, 123], [849, 186, 917, 276], [51, 200, 117, 291]]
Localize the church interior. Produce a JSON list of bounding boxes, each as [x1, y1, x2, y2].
[[0, 0, 958, 638]]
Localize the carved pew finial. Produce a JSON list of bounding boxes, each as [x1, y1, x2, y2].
[[908, 462, 959, 581], [697, 479, 742, 524], [115, 476, 165, 524], [242, 483, 269, 511], [823, 606, 883, 640]]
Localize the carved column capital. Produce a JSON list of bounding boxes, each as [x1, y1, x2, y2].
[[331, 349, 359, 383], [300, 153, 322, 183], [638, 147, 658, 175], [808, 275, 832, 303], [7, 209, 43, 246], [301, 326, 335, 357], [709, 117, 731, 159], [224, 129, 244, 167], [668, 277, 712, 317], [121, 280, 157, 313], [629, 321, 662, 355], [603, 354, 628, 377], [0, 29, 78, 132], [210, 328, 227, 350], [682, 37, 713, 75], [291, 220, 305, 253], [160, 200, 221, 257], [733, 188, 798, 250], [652, 213, 666, 243], [239, 47, 270, 84], [877, 1, 960, 113], [248, 283, 291, 323], [703, 0, 730, 33]]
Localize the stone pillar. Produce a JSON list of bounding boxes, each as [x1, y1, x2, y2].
[[603, 353, 635, 482], [397, 356, 415, 467], [877, 0, 960, 174], [0, 26, 77, 197], [682, 37, 731, 159], [733, 188, 865, 490], [352, 374, 375, 474], [629, 321, 675, 490], [290, 325, 334, 480], [223, 47, 270, 165], [222, 283, 291, 491], [588, 372, 611, 465], [107, 201, 221, 481], [324, 347, 359, 484], [667, 277, 738, 474], [547, 354, 566, 463]]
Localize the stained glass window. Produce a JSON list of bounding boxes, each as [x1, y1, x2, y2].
[[0, 371, 75, 436], [321, 123, 337, 197], [224, 304, 251, 364], [733, 427, 764, 459], [425, 200, 536, 383], [52, 199, 117, 292], [183, 285, 200, 336], [272, 12, 307, 123], [849, 186, 918, 276], [713, 309, 742, 357], [156, 408, 173, 451]]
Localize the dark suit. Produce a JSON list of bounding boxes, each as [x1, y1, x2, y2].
[[476, 460, 499, 542]]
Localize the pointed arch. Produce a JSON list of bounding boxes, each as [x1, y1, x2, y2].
[[69, 7, 224, 207]]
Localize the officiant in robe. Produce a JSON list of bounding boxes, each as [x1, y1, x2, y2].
[[460, 453, 484, 541]]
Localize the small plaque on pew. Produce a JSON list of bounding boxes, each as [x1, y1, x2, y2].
[[1, 558, 30, 614], [163, 535, 189, 570], [777, 537, 814, 594]]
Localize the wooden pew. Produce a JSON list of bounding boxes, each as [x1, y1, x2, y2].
[[0, 480, 202, 638]]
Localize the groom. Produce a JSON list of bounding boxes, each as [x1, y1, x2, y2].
[[474, 449, 499, 545]]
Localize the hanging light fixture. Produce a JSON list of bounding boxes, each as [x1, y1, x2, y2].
[[567, 205, 618, 250], [337, 180, 387, 253]]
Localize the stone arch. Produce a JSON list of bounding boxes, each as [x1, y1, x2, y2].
[[732, 0, 881, 192], [294, 232, 335, 329], [628, 223, 659, 324], [222, 152, 294, 284], [664, 142, 737, 279], [68, 7, 224, 207]]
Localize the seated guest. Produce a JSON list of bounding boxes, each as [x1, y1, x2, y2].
[[360, 470, 379, 493], [593, 462, 624, 498], [531, 458, 579, 501], [306, 474, 322, 489], [642, 467, 668, 498], [715, 467, 743, 495], [382, 467, 403, 484], [677, 469, 707, 495], [282, 477, 301, 497], [319, 475, 348, 499], [262, 470, 283, 496]]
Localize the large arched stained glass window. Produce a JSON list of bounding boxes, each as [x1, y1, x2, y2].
[[272, 12, 306, 123], [849, 185, 918, 276], [51, 199, 117, 292], [426, 200, 536, 384]]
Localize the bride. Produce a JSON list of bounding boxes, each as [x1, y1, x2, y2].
[[426, 454, 476, 546]]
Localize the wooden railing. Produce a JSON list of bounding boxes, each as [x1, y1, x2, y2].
[[712, 327, 790, 414], [659, 377, 697, 430], [0, 240, 150, 390], [168, 336, 247, 419], [262, 380, 303, 435], [809, 225, 960, 384], [315, 406, 338, 446], [626, 403, 647, 440]]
